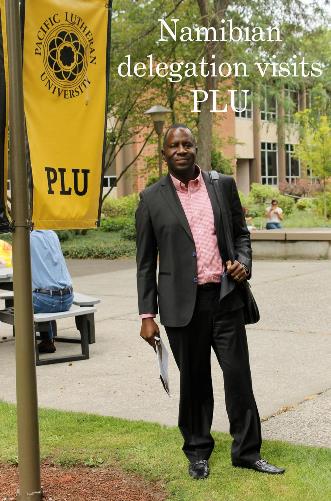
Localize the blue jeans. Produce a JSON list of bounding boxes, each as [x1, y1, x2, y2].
[[33, 292, 74, 340], [266, 222, 282, 230]]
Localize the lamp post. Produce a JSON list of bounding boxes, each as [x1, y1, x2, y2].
[[145, 105, 171, 177]]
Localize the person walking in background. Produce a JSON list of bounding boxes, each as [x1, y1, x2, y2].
[[265, 199, 283, 229], [31, 230, 73, 354], [135, 124, 285, 480]]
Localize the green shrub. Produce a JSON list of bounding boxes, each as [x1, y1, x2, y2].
[[56, 230, 74, 242], [249, 183, 279, 204], [296, 198, 315, 211], [74, 229, 88, 236], [56, 230, 88, 241], [100, 216, 133, 232], [284, 207, 331, 227], [120, 220, 136, 240], [238, 191, 250, 210], [102, 194, 139, 218], [277, 194, 295, 215], [246, 203, 265, 218], [246, 184, 294, 217], [62, 241, 136, 259], [211, 150, 234, 175], [313, 192, 331, 218], [0, 233, 12, 244], [146, 172, 162, 187]]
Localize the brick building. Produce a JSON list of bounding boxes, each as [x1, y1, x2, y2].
[[105, 85, 310, 197]]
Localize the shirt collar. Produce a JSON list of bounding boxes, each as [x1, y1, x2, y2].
[[170, 165, 202, 193]]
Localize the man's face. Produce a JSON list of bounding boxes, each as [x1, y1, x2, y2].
[[162, 128, 197, 175]]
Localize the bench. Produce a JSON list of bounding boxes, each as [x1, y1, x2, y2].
[[72, 293, 100, 344], [0, 291, 100, 344], [0, 304, 96, 366], [0, 291, 100, 364], [34, 305, 96, 365], [73, 292, 100, 307], [0, 290, 100, 307], [0, 290, 14, 308]]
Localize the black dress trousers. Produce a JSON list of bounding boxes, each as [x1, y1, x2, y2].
[[165, 285, 262, 464]]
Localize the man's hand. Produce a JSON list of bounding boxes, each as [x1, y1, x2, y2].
[[140, 318, 160, 350], [226, 260, 248, 283]]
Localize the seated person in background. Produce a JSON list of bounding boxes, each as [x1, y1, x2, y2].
[[265, 199, 283, 229], [31, 230, 73, 354]]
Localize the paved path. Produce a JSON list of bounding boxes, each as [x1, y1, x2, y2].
[[0, 259, 330, 448]]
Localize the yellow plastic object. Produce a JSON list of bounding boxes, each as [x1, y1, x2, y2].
[[0, 239, 12, 267]]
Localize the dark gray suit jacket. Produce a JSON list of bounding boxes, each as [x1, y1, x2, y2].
[[135, 171, 252, 327]]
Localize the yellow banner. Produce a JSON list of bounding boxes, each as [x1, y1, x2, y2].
[[0, 0, 10, 231], [23, 0, 111, 229]]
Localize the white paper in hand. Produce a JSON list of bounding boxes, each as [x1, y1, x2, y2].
[[155, 336, 170, 395]]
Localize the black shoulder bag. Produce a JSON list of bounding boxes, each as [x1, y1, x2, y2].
[[209, 171, 260, 325]]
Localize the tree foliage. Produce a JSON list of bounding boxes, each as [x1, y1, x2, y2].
[[294, 110, 331, 218], [106, 0, 330, 195], [194, 0, 330, 165]]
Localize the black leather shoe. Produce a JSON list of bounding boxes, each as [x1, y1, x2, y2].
[[233, 458, 285, 474], [188, 459, 209, 480], [38, 339, 56, 354]]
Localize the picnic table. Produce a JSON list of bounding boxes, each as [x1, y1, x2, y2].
[[0, 268, 100, 364], [0, 267, 13, 290]]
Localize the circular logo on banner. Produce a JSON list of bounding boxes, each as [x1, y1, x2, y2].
[[43, 25, 88, 90], [34, 13, 97, 99]]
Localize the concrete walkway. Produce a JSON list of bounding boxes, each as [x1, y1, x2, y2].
[[0, 259, 330, 448]]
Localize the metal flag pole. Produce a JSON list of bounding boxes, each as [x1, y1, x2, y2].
[[5, 1, 42, 499]]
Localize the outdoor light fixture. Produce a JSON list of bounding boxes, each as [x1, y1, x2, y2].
[[145, 104, 172, 177]]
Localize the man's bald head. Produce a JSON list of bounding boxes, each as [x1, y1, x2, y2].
[[163, 124, 196, 149], [162, 125, 197, 181]]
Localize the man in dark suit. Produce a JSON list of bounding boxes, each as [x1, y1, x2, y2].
[[136, 124, 285, 479]]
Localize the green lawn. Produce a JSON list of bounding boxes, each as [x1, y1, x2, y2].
[[1, 402, 330, 501]]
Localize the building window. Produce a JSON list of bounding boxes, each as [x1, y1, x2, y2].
[[235, 90, 252, 118], [103, 176, 117, 188], [261, 85, 277, 121], [285, 87, 299, 122], [286, 144, 300, 183], [307, 168, 319, 184], [261, 142, 278, 185]]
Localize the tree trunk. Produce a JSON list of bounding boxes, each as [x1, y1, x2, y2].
[[277, 87, 286, 185], [196, 0, 230, 170], [197, 93, 214, 170], [252, 84, 262, 184]]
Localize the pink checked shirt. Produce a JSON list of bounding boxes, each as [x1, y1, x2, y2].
[[170, 168, 223, 284], [141, 168, 223, 318]]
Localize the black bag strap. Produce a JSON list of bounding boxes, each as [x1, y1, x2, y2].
[[208, 171, 235, 262]]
